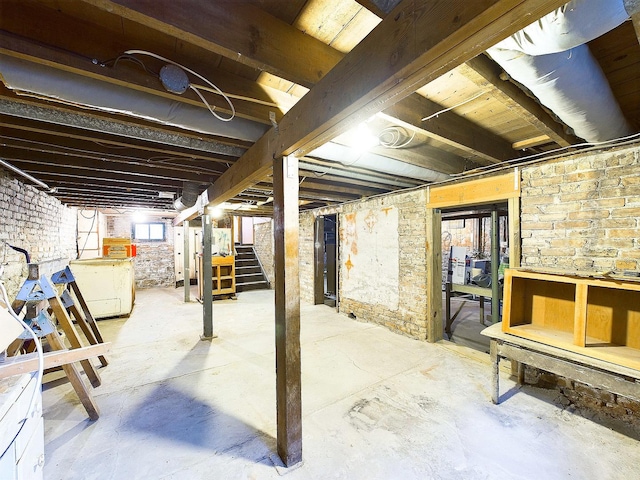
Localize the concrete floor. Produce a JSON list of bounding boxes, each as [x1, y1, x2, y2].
[[42, 288, 639, 479]]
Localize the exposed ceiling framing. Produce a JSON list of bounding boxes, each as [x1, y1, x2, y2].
[[0, 0, 638, 216]]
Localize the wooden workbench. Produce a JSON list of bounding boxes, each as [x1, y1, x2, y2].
[[481, 323, 640, 405]]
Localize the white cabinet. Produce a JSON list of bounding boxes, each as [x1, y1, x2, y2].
[[69, 258, 135, 319], [0, 373, 44, 480]]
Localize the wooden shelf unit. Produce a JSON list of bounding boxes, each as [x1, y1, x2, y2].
[[198, 255, 236, 298], [502, 269, 640, 371]]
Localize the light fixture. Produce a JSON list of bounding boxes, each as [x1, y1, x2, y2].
[[352, 123, 379, 152], [132, 211, 146, 222]]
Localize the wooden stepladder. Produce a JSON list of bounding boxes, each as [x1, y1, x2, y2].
[[9, 264, 105, 420], [51, 266, 108, 368]]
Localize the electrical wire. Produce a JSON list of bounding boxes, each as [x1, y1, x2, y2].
[[450, 131, 640, 178], [77, 209, 98, 259], [378, 126, 416, 149], [421, 91, 487, 122], [122, 50, 236, 122]]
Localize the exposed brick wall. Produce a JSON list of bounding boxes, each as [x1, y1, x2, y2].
[[521, 145, 640, 273], [298, 189, 429, 340], [524, 366, 640, 429], [0, 170, 77, 299], [253, 220, 274, 286], [106, 215, 175, 288]]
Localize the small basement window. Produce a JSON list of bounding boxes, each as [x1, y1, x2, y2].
[[133, 222, 165, 241]]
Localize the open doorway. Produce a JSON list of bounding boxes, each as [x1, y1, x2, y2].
[[314, 214, 338, 308], [441, 204, 509, 353]]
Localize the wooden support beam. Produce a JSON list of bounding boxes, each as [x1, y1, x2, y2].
[[175, 0, 569, 222], [273, 155, 302, 467], [461, 55, 579, 147], [380, 94, 516, 165], [426, 208, 442, 342]]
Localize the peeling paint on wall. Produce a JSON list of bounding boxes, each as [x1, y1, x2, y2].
[[341, 207, 399, 310]]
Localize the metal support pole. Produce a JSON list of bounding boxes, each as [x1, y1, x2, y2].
[[202, 214, 214, 339], [183, 220, 190, 303], [491, 208, 500, 324]]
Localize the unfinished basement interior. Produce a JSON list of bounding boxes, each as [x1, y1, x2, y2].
[[1, 0, 640, 478]]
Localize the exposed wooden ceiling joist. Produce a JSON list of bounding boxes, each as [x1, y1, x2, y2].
[[175, 0, 570, 224]]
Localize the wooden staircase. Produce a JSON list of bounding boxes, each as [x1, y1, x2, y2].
[[234, 245, 270, 292]]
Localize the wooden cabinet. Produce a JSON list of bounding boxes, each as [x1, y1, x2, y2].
[[198, 255, 236, 298], [502, 269, 640, 371]]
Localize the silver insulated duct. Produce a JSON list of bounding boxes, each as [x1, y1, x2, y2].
[[487, 0, 634, 142]]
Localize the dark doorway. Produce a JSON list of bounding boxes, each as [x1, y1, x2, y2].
[[314, 214, 338, 308]]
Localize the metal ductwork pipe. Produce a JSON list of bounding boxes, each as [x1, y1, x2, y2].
[[174, 182, 201, 211], [0, 55, 269, 143], [308, 142, 450, 182], [487, 0, 634, 142]]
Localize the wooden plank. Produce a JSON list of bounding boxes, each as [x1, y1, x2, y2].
[[460, 55, 579, 147], [484, 322, 640, 379], [427, 172, 519, 208], [573, 283, 588, 348], [380, 94, 517, 165], [493, 340, 640, 402], [0, 343, 111, 380], [273, 155, 302, 467], [426, 208, 442, 342], [68, 303, 108, 368]]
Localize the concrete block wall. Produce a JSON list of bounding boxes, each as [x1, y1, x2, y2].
[[253, 220, 274, 286], [520, 145, 640, 273], [0, 170, 77, 299], [299, 189, 429, 340], [106, 215, 175, 288]]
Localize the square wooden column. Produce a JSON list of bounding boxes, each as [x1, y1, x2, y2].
[[426, 208, 442, 342], [273, 155, 302, 467], [202, 213, 214, 339], [184, 220, 191, 303]]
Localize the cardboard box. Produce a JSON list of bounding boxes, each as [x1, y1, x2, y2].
[[102, 238, 136, 258]]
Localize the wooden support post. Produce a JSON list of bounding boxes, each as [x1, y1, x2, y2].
[[426, 208, 442, 342], [491, 208, 500, 324], [508, 196, 521, 268], [490, 339, 500, 404], [41, 276, 101, 388], [273, 155, 302, 467], [45, 329, 100, 420], [313, 216, 324, 305], [202, 214, 214, 339], [184, 220, 191, 303]]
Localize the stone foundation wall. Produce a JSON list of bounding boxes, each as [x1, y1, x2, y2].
[[107, 215, 175, 288], [0, 170, 77, 299], [520, 145, 640, 274], [524, 366, 640, 429], [299, 189, 429, 340]]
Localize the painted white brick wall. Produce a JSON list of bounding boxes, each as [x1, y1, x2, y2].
[[0, 170, 77, 299]]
